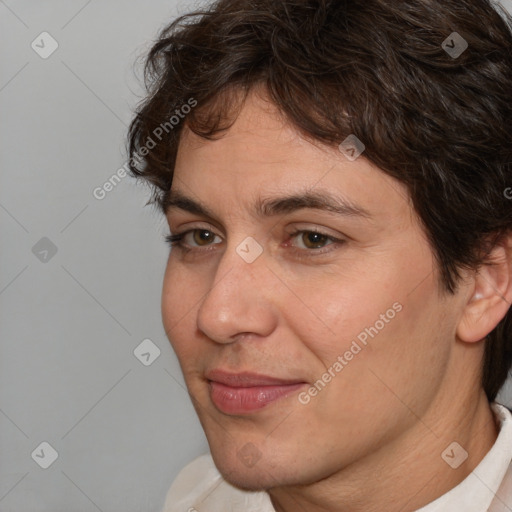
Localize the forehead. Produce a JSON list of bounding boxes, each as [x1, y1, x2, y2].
[[171, 89, 413, 226]]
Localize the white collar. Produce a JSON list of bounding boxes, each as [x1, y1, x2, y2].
[[415, 402, 512, 512]]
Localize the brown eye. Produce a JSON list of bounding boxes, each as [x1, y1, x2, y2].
[[165, 228, 222, 251], [300, 231, 331, 249], [192, 230, 217, 246]]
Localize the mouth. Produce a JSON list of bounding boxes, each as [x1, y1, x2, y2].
[[205, 369, 308, 415]]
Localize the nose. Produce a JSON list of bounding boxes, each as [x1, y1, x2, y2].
[[196, 240, 278, 344]]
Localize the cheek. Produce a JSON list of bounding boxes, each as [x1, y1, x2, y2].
[[284, 256, 444, 394], [281, 269, 405, 368], [161, 260, 202, 360], [316, 278, 450, 417]]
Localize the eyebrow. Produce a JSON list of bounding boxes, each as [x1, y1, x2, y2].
[[163, 189, 373, 220]]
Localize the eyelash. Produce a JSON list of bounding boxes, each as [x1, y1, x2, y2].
[[164, 228, 345, 257]]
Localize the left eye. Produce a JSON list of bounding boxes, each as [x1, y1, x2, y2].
[[289, 230, 336, 249]]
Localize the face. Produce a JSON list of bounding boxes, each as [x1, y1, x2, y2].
[[162, 87, 463, 490]]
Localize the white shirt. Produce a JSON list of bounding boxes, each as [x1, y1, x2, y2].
[[162, 402, 512, 512]]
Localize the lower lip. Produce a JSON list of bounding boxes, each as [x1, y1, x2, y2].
[[209, 381, 306, 414]]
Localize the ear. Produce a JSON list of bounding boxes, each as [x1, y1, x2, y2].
[[457, 232, 512, 343]]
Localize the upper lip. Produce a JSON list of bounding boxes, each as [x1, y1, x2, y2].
[[206, 369, 307, 388]]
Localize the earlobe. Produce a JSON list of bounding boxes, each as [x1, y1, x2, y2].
[[457, 234, 512, 344]]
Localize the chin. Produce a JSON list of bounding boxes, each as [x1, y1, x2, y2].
[[213, 457, 288, 491], [222, 471, 276, 492], [209, 445, 312, 491]]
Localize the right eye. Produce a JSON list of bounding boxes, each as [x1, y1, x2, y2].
[[165, 229, 223, 250]]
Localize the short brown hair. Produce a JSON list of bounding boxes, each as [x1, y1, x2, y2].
[[127, 0, 512, 401]]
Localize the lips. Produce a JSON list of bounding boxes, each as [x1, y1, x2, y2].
[[206, 369, 307, 414], [206, 369, 306, 387]]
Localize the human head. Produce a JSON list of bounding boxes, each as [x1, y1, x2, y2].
[[127, 0, 512, 496]]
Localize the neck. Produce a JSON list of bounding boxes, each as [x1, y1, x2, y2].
[[268, 390, 498, 512]]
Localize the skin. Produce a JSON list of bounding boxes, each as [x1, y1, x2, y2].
[[161, 85, 512, 512]]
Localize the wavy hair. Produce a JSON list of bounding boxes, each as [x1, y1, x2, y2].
[[128, 0, 512, 401]]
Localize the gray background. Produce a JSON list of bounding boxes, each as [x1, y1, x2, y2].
[[1, 1, 512, 511]]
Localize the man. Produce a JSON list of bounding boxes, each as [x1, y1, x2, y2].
[[127, 0, 512, 510]]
